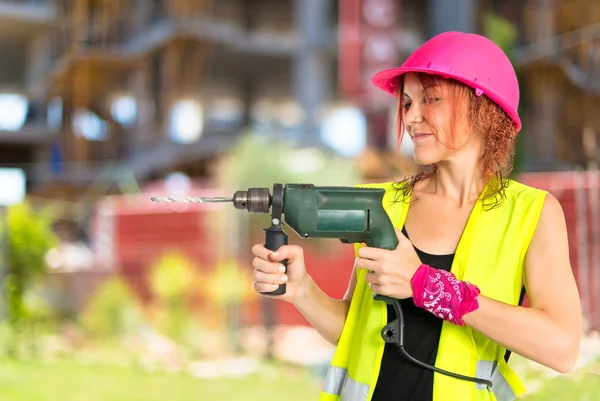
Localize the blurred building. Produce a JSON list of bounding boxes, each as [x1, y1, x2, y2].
[[498, 0, 600, 171], [1, 0, 599, 331], [1, 0, 338, 203], [0, 0, 459, 204], [0, 0, 598, 202], [0, 1, 55, 189]]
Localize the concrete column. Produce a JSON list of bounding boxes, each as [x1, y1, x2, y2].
[[428, 0, 477, 36], [529, 82, 561, 170], [523, 0, 561, 171], [292, 0, 332, 146], [25, 34, 50, 90], [130, 60, 151, 154]]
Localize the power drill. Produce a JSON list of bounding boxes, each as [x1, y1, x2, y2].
[[152, 183, 398, 302]]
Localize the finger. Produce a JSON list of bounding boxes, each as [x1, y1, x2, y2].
[[252, 244, 273, 260], [252, 257, 286, 274], [267, 245, 303, 263], [254, 281, 280, 293], [368, 282, 382, 294], [357, 246, 384, 260], [254, 270, 288, 285], [364, 271, 378, 284], [355, 257, 379, 272], [395, 228, 409, 247]]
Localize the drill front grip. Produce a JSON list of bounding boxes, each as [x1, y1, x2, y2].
[[263, 225, 288, 295]]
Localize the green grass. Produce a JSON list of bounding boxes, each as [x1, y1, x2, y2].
[[2, 357, 598, 401], [518, 370, 600, 401], [0, 359, 321, 401]]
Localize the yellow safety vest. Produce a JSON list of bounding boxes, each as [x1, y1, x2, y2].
[[319, 179, 547, 401]]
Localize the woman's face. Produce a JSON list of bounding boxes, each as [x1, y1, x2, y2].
[[401, 73, 476, 165]]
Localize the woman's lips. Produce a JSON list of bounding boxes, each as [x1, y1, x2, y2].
[[412, 133, 433, 140]]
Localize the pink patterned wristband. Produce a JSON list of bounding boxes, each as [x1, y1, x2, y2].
[[410, 264, 481, 326]]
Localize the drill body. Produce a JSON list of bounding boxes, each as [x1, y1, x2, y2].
[[281, 184, 398, 250]]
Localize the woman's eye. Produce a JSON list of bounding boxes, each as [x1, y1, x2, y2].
[[403, 102, 411, 110], [427, 97, 440, 104]]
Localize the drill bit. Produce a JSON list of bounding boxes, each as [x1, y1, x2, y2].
[[150, 187, 271, 213], [150, 196, 233, 203]]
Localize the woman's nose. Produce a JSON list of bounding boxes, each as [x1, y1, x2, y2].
[[405, 103, 423, 125]]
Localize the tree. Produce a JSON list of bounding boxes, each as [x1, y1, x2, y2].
[[0, 202, 57, 357], [1, 202, 57, 325]]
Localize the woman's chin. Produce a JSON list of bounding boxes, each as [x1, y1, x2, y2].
[[413, 151, 441, 166]]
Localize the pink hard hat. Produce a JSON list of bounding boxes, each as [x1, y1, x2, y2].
[[371, 31, 521, 131]]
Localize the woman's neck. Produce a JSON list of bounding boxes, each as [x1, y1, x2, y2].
[[421, 160, 486, 207]]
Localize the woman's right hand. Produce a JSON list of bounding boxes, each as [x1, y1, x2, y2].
[[251, 243, 310, 304]]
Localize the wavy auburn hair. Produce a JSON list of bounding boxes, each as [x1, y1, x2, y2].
[[392, 72, 519, 210]]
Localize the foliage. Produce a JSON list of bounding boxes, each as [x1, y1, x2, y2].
[[203, 259, 258, 354], [217, 132, 360, 190], [78, 251, 252, 360], [0, 283, 57, 359], [149, 251, 200, 303], [0, 202, 57, 326], [0, 202, 58, 357], [204, 259, 256, 309], [147, 250, 204, 347], [79, 276, 146, 341], [482, 14, 518, 56], [518, 366, 600, 400]]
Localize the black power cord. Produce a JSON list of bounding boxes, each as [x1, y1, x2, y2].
[[381, 300, 493, 389]]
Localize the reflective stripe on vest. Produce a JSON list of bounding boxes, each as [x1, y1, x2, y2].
[[318, 180, 547, 401], [322, 360, 516, 401], [322, 366, 369, 401]]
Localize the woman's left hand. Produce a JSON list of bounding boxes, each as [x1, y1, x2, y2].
[[355, 228, 423, 299]]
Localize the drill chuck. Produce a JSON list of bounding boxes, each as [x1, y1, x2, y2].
[[232, 188, 271, 213]]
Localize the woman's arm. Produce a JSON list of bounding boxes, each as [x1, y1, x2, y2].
[[463, 193, 582, 373], [253, 242, 358, 346], [292, 262, 358, 345]]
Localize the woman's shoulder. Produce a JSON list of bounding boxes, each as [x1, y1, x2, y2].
[[501, 179, 561, 221], [505, 178, 549, 199], [507, 179, 564, 219]]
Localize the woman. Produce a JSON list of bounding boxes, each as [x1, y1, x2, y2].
[[251, 31, 582, 401]]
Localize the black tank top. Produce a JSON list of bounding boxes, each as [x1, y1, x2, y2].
[[371, 226, 454, 401], [371, 227, 524, 401]]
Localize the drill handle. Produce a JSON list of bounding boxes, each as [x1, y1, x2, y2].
[[363, 206, 400, 305], [262, 225, 288, 296], [364, 196, 399, 251]]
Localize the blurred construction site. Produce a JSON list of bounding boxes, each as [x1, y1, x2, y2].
[[0, 0, 599, 400]]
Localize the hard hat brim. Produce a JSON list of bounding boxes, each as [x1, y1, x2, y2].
[[370, 67, 522, 131]]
